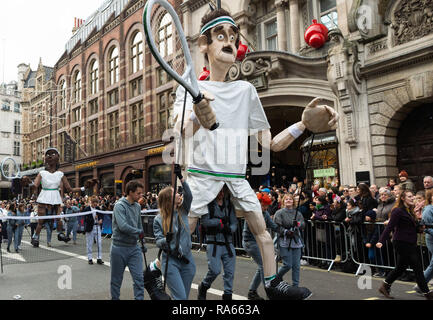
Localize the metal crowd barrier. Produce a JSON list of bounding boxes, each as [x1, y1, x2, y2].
[[302, 220, 350, 272], [139, 215, 433, 276], [348, 221, 433, 276]]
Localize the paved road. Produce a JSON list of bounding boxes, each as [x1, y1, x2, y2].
[[0, 232, 429, 300]]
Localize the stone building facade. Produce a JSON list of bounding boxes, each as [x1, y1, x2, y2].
[[18, 60, 54, 170], [180, 0, 433, 190]]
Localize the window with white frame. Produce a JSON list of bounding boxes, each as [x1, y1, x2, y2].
[[265, 19, 278, 51], [59, 80, 67, 111], [319, 0, 338, 30], [14, 120, 20, 134], [108, 111, 119, 149], [131, 32, 144, 74], [130, 102, 144, 144], [72, 107, 81, 123], [88, 119, 98, 155], [73, 71, 82, 103], [72, 126, 81, 159], [89, 60, 99, 95], [109, 47, 119, 85], [14, 141, 20, 156]]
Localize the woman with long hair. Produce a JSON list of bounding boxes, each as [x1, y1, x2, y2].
[[274, 193, 306, 287], [376, 190, 433, 299], [6, 203, 18, 253], [357, 183, 378, 215], [153, 167, 195, 300]]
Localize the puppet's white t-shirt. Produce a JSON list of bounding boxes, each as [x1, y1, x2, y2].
[[173, 80, 270, 181]]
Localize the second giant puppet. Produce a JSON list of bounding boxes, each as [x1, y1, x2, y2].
[[173, 9, 339, 300], [22, 148, 98, 247]]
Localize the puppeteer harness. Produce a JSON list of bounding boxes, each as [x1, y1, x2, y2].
[[203, 198, 234, 258]]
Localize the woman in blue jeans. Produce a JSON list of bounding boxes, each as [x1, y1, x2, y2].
[[6, 203, 19, 253], [242, 192, 279, 300], [421, 190, 433, 287], [154, 166, 195, 300], [274, 193, 305, 287]]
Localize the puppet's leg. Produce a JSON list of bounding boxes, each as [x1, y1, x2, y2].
[[241, 210, 276, 279], [55, 205, 70, 243], [242, 210, 312, 300], [32, 204, 47, 247]]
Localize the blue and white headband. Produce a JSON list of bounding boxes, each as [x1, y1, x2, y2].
[[200, 16, 238, 35]]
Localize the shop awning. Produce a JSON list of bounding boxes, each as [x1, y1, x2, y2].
[[301, 131, 338, 149]]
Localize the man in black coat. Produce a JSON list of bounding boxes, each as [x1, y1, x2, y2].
[[83, 196, 104, 265]]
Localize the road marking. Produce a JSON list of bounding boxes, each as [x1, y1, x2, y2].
[[406, 290, 416, 294], [21, 241, 248, 300], [1, 249, 26, 262], [364, 297, 380, 300]]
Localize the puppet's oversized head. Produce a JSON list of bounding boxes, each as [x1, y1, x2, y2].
[[198, 9, 240, 75], [44, 147, 60, 170], [301, 98, 339, 133]]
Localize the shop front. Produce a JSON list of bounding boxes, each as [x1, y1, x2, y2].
[[301, 131, 339, 188]]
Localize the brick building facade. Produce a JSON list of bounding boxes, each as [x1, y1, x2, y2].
[[51, 0, 180, 195]]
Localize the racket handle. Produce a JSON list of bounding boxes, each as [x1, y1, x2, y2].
[[193, 93, 219, 131], [210, 122, 219, 131]]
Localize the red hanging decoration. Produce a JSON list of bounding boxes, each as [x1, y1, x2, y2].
[[198, 67, 210, 80], [236, 41, 249, 61], [304, 19, 329, 49]]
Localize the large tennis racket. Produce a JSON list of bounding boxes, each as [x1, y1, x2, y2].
[[143, 0, 219, 130], [0, 157, 21, 180]]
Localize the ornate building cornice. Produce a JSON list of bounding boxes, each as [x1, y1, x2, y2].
[[228, 51, 328, 83]]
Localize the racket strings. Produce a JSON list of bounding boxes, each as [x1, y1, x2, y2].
[[1, 158, 19, 179]]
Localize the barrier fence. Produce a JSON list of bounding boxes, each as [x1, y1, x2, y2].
[[140, 216, 433, 275], [1, 212, 432, 277]]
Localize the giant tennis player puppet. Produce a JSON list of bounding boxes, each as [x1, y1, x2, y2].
[[22, 148, 98, 247], [172, 9, 339, 300]]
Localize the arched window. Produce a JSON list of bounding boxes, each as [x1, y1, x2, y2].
[[158, 13, 173, 58], [59, 79, 66, 111], [131, 32, 143, 74], [89, 59, 99, 94], [108, 47, 119, 85], [73, 71, 81, 103]]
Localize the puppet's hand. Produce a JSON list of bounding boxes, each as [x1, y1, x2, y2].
[[21, 176, 32, 187], [84, 178, 99, 190], [193, 91, 216, 130], [301, 97, 339, 133]]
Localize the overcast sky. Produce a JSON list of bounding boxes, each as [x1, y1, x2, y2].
[[0, 0, 104, 84]]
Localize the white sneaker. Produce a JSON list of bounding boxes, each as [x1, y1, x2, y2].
[[413, 284, 424, 296], [300, 259, 308, 266]]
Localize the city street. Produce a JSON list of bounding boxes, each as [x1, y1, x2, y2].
[[0, 234, 428, 301]]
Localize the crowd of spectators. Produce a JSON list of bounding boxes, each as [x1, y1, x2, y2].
[[253, 172, 433, 279]]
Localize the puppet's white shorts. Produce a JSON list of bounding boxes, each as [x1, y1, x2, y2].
[[187, 174, 261, 218]]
